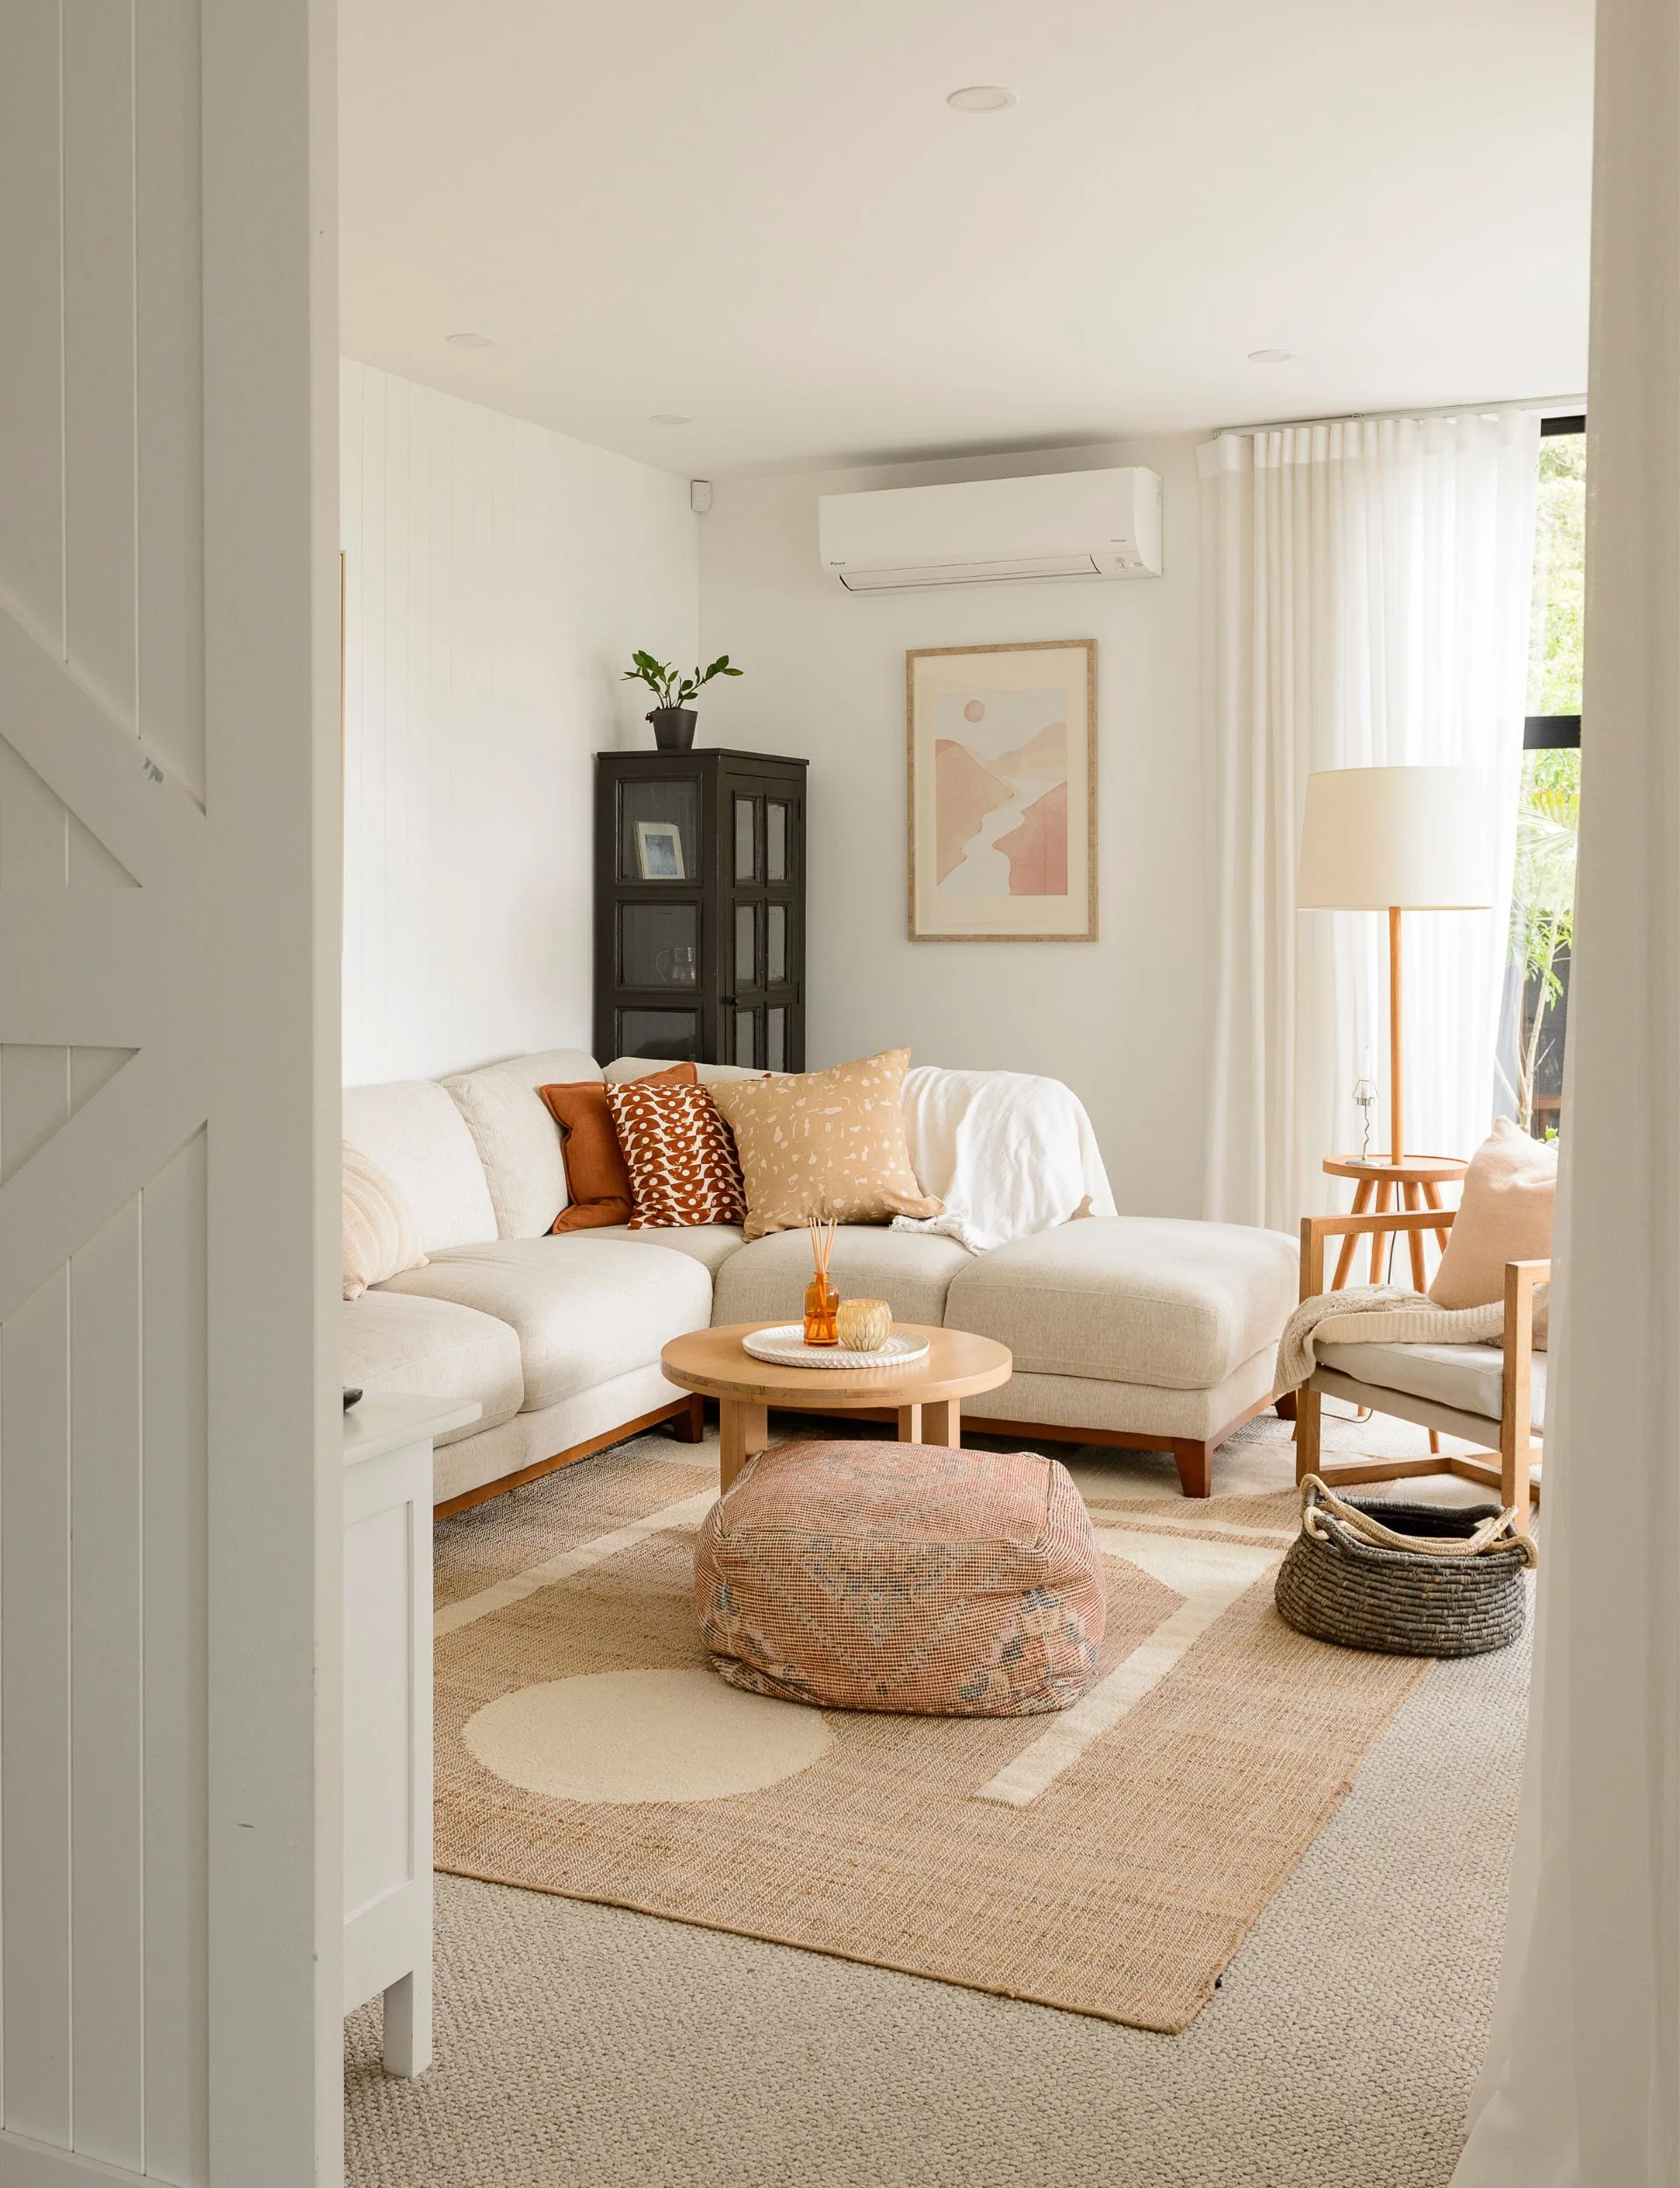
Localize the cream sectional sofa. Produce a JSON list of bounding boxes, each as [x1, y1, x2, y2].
[[342, 1048, 1299, 1511]]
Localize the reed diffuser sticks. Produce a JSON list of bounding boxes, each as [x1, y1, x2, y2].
[[803, 1210, 839, 1345]]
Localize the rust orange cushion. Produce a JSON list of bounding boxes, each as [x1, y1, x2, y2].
[[694, 1441, 1106, 1716], [540, 1062, 695, 1232]]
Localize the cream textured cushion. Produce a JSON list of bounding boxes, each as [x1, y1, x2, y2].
[[707, 1048, 943, 1242], [444, 1048, 602, 1239], [342, 1078, 498, 1251], [1326, 1340, 1547, 1431], [341, 1290, 522, 1443], [382, 1236, 711, 1413], [712, 1225, 971, 1329], [1430, 1118, 1557, 1310], [342, 1143, 428, 1301], [945, 1217, 1299, 1392]]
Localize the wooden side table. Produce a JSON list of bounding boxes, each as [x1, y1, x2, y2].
[[1323, 1154, 1467, 1293], [661, 1322, 1013, 1491]]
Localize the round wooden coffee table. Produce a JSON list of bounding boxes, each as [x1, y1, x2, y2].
[[661, 1322, 1013, 1492], [1323, 1154, 1467, 1291]]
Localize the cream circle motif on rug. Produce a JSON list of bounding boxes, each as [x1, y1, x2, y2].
[[462, 1668, 833, 1806]]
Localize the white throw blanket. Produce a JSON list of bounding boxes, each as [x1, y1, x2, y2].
[[1276, 1282, 1550, 1392], [892, 1066, 1116, 1255]]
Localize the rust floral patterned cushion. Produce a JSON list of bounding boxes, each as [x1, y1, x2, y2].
[[706, 1047, 943, 1242], [694, 1441, 1106, 1716], [606, 1076, 747, 1230]]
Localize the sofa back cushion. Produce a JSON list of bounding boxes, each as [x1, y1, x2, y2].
[[443, 1048, 602, 1238], [606, 1055, 766, 1087], [341, 1143, 429, 1300], [342, 1078, 497, 1251]]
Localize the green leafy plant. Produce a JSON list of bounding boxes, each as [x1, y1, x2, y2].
[[622, 650, 742, 716], [1508, 747, 1580, 1134]]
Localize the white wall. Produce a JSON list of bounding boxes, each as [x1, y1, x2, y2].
[[696, 438, 1210, 1217], [340, 361, 698, 1085]]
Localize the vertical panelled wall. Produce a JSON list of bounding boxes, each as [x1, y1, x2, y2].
[[0, 2, 337, 2184], [340, 362, 698, 1085]]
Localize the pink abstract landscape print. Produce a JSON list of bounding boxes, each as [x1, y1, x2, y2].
[[933, 688, 1069, 898]]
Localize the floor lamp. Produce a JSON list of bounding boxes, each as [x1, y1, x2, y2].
[[1297, 764, 1494, 1167]]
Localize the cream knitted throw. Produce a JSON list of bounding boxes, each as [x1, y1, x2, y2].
[[1276, 1283, 1550, 1393]]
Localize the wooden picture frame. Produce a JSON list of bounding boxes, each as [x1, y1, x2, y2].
[[906, 639, 1096, 941]]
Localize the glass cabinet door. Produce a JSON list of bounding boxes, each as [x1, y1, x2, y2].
[[620, 901, 699, 990], [618, 776, 699, 882]]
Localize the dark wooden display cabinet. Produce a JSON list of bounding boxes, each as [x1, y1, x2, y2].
[[593, 748, 807, 1071]]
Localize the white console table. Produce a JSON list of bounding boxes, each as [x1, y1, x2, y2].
[[342, 1393, 477, 2076]]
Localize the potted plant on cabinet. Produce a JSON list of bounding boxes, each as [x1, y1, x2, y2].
[[622, 650, 743, 751]]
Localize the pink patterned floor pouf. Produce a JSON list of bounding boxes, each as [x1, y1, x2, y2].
[[694, 1441, 1106, 1716]]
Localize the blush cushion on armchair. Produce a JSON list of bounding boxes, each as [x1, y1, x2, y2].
[[1429, 1118, 1557, 1310], [695, 1441, 1106, 1716]]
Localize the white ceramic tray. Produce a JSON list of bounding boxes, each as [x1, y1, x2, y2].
[[740, 1324, 931, 1372]]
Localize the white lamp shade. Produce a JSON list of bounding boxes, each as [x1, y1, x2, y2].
[[1296, 765, 1494, 910]]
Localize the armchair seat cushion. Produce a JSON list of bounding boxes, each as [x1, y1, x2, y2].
[[1325, 1340, 1546, 1431]]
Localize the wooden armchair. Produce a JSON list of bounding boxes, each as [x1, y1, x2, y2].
[[1293, 1205, 1544, 1534]]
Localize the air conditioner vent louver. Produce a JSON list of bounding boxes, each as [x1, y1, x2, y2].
[[818, 466, 1162, 593]]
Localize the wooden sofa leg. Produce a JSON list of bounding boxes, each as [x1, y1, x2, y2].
[[670, 1393, 705, 1444], [1274, 1391, 1298, 1421], [1172, 1438, 1214, 1499]]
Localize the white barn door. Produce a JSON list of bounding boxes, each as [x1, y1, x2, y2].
[[0, 1, 340, 2183]]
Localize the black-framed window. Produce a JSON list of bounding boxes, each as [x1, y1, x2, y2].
[[1502, 413, 1585, 1138], [1523, 413, 1585, 752]]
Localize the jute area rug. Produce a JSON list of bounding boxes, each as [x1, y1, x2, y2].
[[432, 1440, 1428, 2034]]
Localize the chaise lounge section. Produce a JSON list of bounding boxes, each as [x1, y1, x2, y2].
[[342, 1047, 1299, 1508]]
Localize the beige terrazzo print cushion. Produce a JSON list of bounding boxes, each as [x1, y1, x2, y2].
[[342, 1142, 428, 1301], [707, 1048, 943, 1242]]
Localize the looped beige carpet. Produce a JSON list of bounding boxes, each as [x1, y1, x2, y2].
[[431, 1444, 1436, 2032]]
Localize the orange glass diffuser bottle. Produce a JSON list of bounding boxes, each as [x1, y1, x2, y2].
[[803, 1213, 838, 1346]]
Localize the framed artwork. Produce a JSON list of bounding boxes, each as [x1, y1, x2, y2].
[[906, 639, 1096, 941], [634, 818, 686, 880]]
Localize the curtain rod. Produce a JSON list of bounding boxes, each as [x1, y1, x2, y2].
[[1213, 393, 1587, 438]]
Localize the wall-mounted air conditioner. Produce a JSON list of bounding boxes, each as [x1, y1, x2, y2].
[[816, 465, 1163, 593]]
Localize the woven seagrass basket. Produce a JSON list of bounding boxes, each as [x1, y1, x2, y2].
[[1275, 1476, 1535, 1658]]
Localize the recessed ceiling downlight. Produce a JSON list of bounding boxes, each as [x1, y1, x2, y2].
[[1248, 348, 1295, 363], [947, 85, 1017, 112], [446, 332, 493, 348], [649, 413, 692, 425]]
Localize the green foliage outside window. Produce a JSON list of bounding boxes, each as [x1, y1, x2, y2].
[[1527, 436, 1586, 714]]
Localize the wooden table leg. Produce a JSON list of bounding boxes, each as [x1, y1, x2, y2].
[[1368, 1175, 1394, 1286], [895, 1402, 923, 1443], [1422, 1177, 1452, 1254], [1332, 1177, 1375, 1290], [719, 1399, 768, 1493], [1403, 1178, 1429, 1294], [920, 1397, 960, 1448]]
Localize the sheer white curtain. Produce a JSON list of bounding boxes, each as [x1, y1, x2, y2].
[[1200, 413, 1538, 1231], [1452, 0, 1680, 2177]]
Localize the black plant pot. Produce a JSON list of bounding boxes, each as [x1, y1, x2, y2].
[[649, 707, 698, 753]]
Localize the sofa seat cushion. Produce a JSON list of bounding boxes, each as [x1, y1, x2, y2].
[[1322, 1340, 1546, 1431], [380, 1236, 711, 1413], [575, 1223, 746, 1275], [712, 1225, 973, 1330], [943, 1217, 1298, 1392], [342, 1292, 522, 1445]]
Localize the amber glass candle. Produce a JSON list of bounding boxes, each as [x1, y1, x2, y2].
[[802, 1273, 839, 1346]]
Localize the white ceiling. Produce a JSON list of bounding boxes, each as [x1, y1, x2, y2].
[[339, 0, 1593, 477]]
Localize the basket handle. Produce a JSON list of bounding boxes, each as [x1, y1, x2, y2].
[[1299, 1475, 1537, 1568]]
